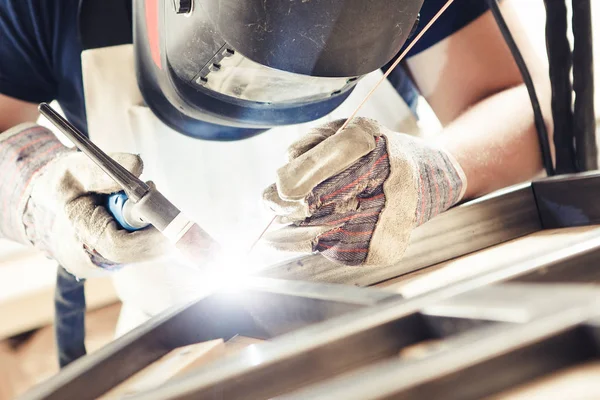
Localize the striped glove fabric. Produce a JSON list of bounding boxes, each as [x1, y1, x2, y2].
[[0, 123, 172, 278], [262, 118, 467, 267]]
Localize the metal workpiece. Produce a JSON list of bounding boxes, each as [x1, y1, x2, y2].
[[282, 285, 600, 400], [19, 278, 401, 400], [19, 234, 600, 400], [125, 241, 600, 400], [20, 170, 600, 400], [532, 171, 600, 229], [38, 103, 150, 202], [126, 284, 600, 400]]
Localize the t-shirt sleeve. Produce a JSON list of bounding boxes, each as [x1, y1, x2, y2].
[[406, 0, 491, 57], [0, 0, 58, 103]]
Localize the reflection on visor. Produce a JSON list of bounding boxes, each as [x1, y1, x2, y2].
[[195, 50, 358, 104]]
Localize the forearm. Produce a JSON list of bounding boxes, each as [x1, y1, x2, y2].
[[437, 83, 552, 200]]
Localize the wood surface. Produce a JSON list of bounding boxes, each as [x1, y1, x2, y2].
[[489, 362, 600, 399], [1, 303, 122, 399], [100, 340, 225, 399], [99, 336, 264, 399], [0, 341, 30, 400], [0, 244, 119, 339]]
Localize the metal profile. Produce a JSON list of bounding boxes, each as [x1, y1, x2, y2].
[[21, 234, 600, 399], [20, 172, 600, 399]]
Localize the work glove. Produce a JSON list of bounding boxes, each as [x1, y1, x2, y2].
[[0, 123, 173, 278], [262, 118, 467, 267]]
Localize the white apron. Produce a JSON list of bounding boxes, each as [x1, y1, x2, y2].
[[81, 45, 422, 334]]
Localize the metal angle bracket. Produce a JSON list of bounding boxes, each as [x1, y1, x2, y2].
[[531, 171, 600, 229]]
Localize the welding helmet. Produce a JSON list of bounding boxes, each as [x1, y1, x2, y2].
[[133, 0, 422, 140]]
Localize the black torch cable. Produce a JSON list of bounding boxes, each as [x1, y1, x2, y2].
[[571, 0, 597, 171], [544, 0, 576, 173], [487, 0, 555, 176]]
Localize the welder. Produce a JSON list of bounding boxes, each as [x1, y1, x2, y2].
[[0, 0, 550, 366]]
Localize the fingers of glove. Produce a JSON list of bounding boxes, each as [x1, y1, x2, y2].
[[96, 222, 174, 264], [307, 135, 390, 210], [285, 119, 346, 161], [301, 188, 385, 228], [65, 195, 172, 264], [54, 152, 143, 201], [276, 119, 378, 201], [80, 152, 144, 194], [262, 183, 310, 221], [262, 225, 333, 253], [300, 188, 386, 266]]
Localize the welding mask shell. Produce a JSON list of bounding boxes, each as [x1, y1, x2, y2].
[[133, 0, 423, 140]]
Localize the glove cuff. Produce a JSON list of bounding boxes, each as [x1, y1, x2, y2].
[[408, 139, 466, 226], [441, 148, 468, 204], [364, 132, 467, 267], [0, 123, 69, 245]]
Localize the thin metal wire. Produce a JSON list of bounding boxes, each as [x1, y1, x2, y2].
[[248, 215, 278, 254], [336, 0, 455, 133], [248, 0, 454, 253]]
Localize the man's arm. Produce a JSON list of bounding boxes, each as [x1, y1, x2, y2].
[[406, 0, 552, 199], [0, 94, 39, 131]]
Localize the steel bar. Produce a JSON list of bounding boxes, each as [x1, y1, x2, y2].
[[281, 286, 600, 400], [21, 234, 600, 400], [263, 183, 541, 286], [20, 278, 400, 400], [121, 233, 600, 400]]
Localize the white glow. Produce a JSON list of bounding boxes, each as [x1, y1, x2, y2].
[[245, 344, 265, 367], [195, 244, 264, 294]]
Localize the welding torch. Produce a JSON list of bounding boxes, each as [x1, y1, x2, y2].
[[38, 103, 219, 266]]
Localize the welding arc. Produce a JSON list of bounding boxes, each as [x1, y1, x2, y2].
[[248, 0, 455, 253]]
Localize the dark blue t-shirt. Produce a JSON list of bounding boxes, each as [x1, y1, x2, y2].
[[0, 0, 489, 134]]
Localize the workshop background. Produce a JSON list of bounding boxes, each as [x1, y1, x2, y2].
[[1, 2, 599, 398]]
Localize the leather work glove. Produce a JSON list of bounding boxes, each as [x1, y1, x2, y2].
[[262, 118, 467, 267], [0, 123, 173, 278]]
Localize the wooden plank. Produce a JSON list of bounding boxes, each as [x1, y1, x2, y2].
[[100, 340, 224, 399], [98, 336, 265, 399], [0, 342, 30, 400], [489, 362, 600, 399], [0, 244, 119, 339], [261, 184, 541, 286], [0, 275, 118, 340], [378, 225, 600, 297], [223, 336, 264, 357]]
